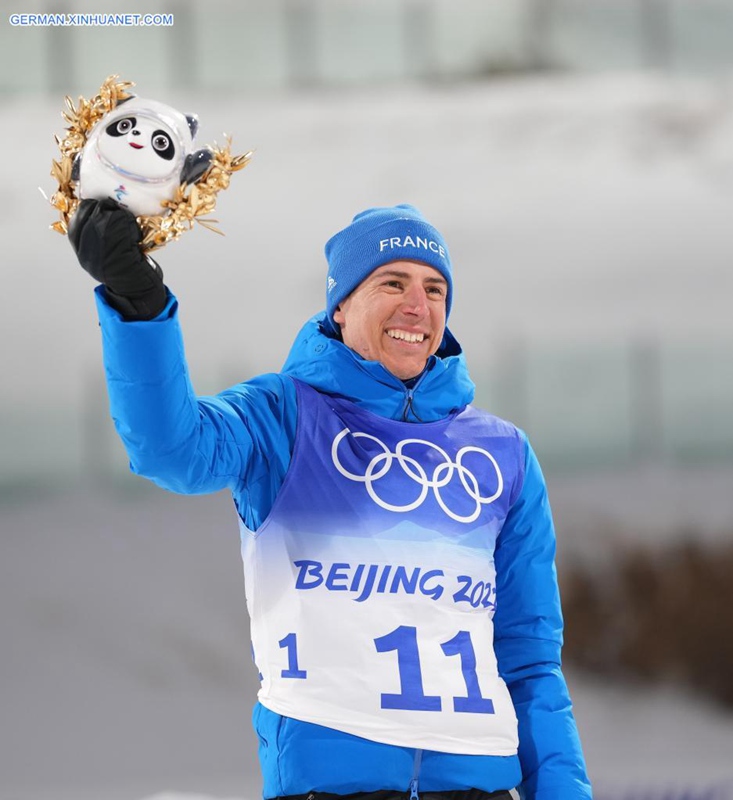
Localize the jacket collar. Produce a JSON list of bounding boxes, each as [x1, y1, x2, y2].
[[280, 312, 475, 422]]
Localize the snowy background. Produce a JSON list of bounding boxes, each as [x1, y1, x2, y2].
[[2, 2, 733, 799]]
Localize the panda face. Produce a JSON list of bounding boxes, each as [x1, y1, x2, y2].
[[96, 110, 183, 181]]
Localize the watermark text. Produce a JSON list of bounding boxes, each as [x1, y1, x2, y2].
[[9, 13, 174, 27]]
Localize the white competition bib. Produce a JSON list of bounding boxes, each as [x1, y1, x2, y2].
[[240, 381, 524, 755]]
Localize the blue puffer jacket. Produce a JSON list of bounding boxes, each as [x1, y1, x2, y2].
[[94, 287, 592, 800]]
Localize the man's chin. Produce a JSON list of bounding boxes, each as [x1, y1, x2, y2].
[[385, 359, 428, 382]]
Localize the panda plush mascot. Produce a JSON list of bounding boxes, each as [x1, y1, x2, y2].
[[73, 95, 213, 217]]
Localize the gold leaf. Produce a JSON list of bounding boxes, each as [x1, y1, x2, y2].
[[60, 156, 72, 184], [231, 152, 253, 171], [197, 218, 224, 235], [50, 159, 64, 182], [188, 183, 200, 214]]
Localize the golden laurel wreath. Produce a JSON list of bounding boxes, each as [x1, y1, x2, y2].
[[50, 75, 252, 252]]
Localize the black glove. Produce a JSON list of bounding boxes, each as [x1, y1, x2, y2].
[[68, 198, 167, 320]]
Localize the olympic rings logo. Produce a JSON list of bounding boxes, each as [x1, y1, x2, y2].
[[330, 428, 503, 524]]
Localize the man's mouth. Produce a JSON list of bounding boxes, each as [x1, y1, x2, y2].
[[129, 142, 144, 149], [386, 329, 426, 344]]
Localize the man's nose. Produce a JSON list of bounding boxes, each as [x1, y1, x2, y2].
[[401, 285, 428, 315]]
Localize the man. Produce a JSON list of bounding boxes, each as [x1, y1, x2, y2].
[[69, 200, 592, 800]]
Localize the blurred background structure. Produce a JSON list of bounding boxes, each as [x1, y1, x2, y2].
[[2, 1, 733, 799]]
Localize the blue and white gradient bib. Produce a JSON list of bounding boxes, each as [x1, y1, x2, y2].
[[240, 380, 525, 755]]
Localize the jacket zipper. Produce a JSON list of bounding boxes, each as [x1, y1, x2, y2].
[[401, 368, 430, 422], [409, 748, 423, 800], [403, 389, 417, 422]]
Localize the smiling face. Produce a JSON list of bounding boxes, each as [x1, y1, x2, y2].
[[96, 112, 180, 180], [333, 261, 448, 381]]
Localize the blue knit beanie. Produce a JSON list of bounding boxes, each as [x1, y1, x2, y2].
[[325, 204, 452, 331]]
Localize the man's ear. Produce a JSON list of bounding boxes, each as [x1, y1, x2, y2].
[[333, 305, 345, 327]]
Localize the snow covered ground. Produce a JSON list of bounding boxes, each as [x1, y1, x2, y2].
[[4, 72, 733, 799]]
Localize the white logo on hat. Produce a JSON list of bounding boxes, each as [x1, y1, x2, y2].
[[327, 277, 337, 293], [378, 236, 446, 260]]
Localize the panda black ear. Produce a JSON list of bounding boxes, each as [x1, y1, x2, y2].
[[185, 114, 199, 140], [180, 147, 213, 185], [116, 95, 135, 107]]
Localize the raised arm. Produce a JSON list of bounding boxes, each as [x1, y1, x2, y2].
[[68, 199, 296, 514]]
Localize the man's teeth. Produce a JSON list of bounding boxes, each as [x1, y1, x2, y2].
[[387, 329, 425, 343]]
